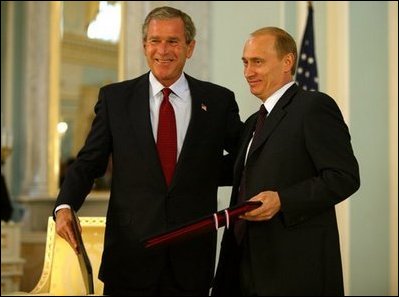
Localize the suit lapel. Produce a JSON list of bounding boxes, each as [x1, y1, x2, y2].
[[181, 75, 209, 151], [227, 114, 255, 205], [246, 84, 299, 159], [127, 74, 166, 187], [169, 74, 208, 189], [233, 115, 256, 178]]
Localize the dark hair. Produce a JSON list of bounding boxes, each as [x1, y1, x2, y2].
[[142, 6, 196, 44]]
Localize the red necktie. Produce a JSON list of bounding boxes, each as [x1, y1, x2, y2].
[[157, 88, 177, 187]]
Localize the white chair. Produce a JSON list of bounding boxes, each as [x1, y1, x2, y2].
[[6, 217, 106, 296]]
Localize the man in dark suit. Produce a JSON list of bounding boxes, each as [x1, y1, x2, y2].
[[1, 174, 13, 221], [212, 27, 360, 296], [54, 6, 242, 296]]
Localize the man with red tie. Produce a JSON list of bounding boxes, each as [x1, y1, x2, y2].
[[54, 6, 242, 296]]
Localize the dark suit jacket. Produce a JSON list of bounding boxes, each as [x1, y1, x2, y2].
[[213, 84, 360, 296], [55, 72, 242, 291], [1, 174, 13, 221]]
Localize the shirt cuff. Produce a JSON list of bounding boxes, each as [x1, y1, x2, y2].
[[54, 204, 71, 217]]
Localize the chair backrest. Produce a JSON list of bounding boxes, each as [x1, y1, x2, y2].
[[31, 217, 106, 295]]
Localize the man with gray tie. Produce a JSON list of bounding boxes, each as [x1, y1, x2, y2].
[[213, 27, 359, 296]]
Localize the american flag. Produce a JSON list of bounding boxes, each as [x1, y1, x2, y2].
[[296, 3, 319, 91]]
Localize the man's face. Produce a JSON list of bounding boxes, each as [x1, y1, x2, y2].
[[242, 34, 291, 100], [143, 18, 195, 87]]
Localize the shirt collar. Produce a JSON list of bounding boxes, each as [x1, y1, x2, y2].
[[263, 81, 295, 113], [149, 72, 189, 99]]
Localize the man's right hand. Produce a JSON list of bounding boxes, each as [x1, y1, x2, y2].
[[55, 208, 80, 254]]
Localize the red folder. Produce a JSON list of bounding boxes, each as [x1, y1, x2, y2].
[[71, 211, 94, 295], [143, 201, 262, 248]]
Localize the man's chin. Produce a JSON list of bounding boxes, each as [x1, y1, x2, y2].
[[249, 88, 261, 97], [152, 72, 176, 86], [153, 69, 170, 79]]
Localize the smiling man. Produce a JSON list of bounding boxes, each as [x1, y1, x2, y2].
[[54, 6, 243, 296], [213, 27, 359, 296]]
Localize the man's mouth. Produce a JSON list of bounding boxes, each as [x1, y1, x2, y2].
[[247, 80, 261, 86], [155, 58, 173, 64]]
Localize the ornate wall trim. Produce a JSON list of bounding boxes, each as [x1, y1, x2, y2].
[[62, 33, 118, 69]]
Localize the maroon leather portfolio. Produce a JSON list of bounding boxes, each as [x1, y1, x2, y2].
[[143, 201, 262, 248], [71, 211, 94, 295]]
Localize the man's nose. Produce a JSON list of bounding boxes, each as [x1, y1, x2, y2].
[[244, 64, 255, 78], [158, 41, 169, 54]]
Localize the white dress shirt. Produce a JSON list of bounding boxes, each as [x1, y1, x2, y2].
[[149, 72, 192, 159], [244, 81, 295, 163], [56, 72, 192, 214]]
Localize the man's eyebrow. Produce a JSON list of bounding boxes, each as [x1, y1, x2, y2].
[[242, 57, 263, 61]]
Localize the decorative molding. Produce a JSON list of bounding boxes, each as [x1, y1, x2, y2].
[[22, 2, 58, 197], [21, 232, 46, 244], [1, 221, 25, 293], [326, 2, 350, 295], [388, 1, 398, 295], [29, 218, 55, 293], [48, 1, 61, 197], [62, 33, 118, 69], [17, 193, 109, 232], [2, 2, 15, 180], [30, 216, 106, 294]]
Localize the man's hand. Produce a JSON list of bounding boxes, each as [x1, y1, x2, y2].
[[240, 191, 281, 221], [55, 208, 81, 254]]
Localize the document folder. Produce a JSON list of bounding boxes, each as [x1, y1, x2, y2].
[[144, 201, 262, 248], [71, 211, 94, 295]]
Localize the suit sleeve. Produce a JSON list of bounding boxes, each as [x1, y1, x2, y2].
[[54, 88, 112, 212], [279, 93, 360, 226], [219, 92, 243, 186]]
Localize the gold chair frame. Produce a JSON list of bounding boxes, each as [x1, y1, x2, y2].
[[30, 217, 106, 296]]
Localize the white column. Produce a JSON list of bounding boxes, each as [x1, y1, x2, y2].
[[170, 1, 210, 80], [119, 1, 147, 81], [388, 2, 398, 295], [2, 2, 15, 179], [296, 1, 308, 41], [22, 1, 60, 197], [326, 2, 350, 295], [119, 1, 210, 81]]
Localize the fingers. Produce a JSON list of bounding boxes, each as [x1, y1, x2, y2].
[[55, 208, 80, 254], [241, 191, 281, 221]]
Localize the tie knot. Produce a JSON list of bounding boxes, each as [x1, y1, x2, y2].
[[162, 88, 172, 99], [259, 104, 267, 117]]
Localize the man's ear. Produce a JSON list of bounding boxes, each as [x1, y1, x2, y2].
[[186, 40, 196, 59], [283, 53, 295, 74]]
